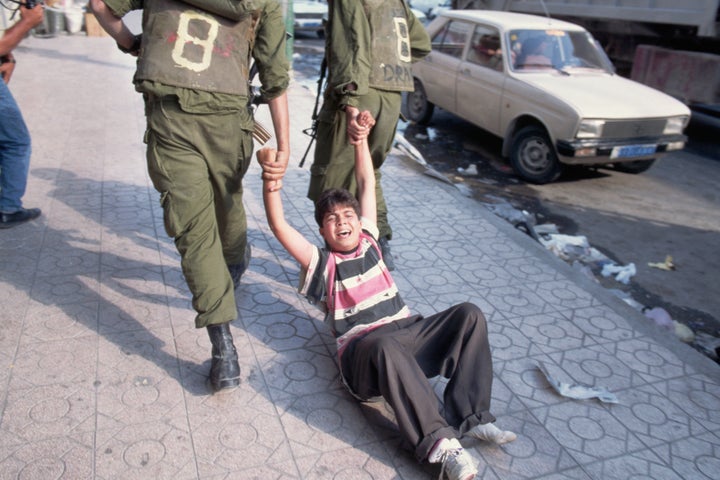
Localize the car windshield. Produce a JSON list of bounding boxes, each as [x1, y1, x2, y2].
[[508, 29, 614, 73]]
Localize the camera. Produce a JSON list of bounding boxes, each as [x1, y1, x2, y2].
[[26, 0, 36, 8]]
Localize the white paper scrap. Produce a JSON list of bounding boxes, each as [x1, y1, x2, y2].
[[536, 361, 619, 404]]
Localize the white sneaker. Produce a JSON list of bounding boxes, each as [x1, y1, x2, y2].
[[466, 423, 517, 444], [428, 438, 477, 480]]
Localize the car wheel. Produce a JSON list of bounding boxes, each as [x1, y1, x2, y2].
[[612, 159, 655, 173], [402, 78, 434, 125], [510, 126, 561, 184]]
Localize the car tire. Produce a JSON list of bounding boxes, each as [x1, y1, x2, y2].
[[612, 159, 655, 173], [510, 125, 561, 184], [402, 78, 434, 125]]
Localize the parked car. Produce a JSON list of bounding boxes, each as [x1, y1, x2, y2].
[[402, 10, 690, 183], [293, 0, 327, 38]]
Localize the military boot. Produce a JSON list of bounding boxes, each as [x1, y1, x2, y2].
[[206, 322, 241, 391]]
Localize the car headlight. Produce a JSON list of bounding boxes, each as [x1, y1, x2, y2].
[[577, 119, 605, 139], [664, 116, 688, 135]]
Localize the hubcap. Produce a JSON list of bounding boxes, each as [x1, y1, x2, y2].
[[521, 138, 550, 173]]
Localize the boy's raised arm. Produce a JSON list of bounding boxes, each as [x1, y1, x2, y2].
[[257, 148, 314, 270], [354, 111, 376, 225]]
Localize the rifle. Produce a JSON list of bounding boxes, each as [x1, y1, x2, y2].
[[299, 57, 326, 168]]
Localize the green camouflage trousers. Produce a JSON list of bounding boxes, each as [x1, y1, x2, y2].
[[144, 95, 253, 328]]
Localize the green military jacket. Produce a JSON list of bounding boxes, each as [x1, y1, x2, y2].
[[324, 0, 431, 110], [104, 0, 288, 114]]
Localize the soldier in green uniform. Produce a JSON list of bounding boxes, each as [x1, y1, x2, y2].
[[308, 0, 430, 270], [90, 0, 290, 391]]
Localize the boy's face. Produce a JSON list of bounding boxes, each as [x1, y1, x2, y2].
[[319, 204, 362, 252]]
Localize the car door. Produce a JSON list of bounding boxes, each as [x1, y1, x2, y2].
[[418, 19, 472, 114], [455, 23, 505, 135]]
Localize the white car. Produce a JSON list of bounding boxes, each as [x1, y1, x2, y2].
[[402, 10, 691, 183], [293, 0, 327, 38]]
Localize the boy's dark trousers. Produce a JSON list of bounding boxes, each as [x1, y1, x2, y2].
[[341, 302, 496, 462]]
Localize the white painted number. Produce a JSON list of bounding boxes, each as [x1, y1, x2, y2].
[[172, 11, 219, 72], [394, 17, 411, 62]]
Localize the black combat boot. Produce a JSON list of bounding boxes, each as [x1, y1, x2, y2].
[[206, 322, 241, 391]]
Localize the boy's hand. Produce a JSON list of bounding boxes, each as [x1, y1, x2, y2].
[[346, 106, 373, 145], [257, 147, 286, 192]]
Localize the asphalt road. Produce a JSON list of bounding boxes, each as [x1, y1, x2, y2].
[[292, 36, 720, 360]]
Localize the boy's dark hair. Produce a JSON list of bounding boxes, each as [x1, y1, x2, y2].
[[315, 188, 360, 226]]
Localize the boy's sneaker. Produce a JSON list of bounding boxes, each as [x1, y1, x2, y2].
[[428, 438, 477, 480]]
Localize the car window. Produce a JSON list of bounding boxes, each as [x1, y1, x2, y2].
[[466, 25, 503, 71], [508, 29, 613, 73], [431, 20, 471, 59]]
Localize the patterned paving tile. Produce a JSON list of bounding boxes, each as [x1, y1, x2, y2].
[[8, 335, 97, 390], [95, 421, 197, 479], [508, 311, 597, 355], [548, 344, 648, 391], [0, 382, 96, 447], [494, 357, 572, 409], [650, 375, 720, 432], [583, 448, 684, 480], [532, 401, 646, 465], [605, 383, 707, 448], [557, 306, 638, 345], [476, 411, 581, 479], [651, 433, 720, 480], [0, 433, 94, 479], [601, 337, 694, 384]]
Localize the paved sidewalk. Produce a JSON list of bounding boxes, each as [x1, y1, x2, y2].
[[1, 34, 718, 480]]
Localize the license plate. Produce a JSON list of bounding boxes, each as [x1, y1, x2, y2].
[[610, 144, 656, 159]]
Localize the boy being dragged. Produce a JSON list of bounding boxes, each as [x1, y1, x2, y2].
[[257, 111, 515, 480]]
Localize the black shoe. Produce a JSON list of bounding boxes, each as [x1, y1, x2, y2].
[[206, 322, 241, 391], [378, 237, 396, 271], [227, 244, 252, 290], [0, 207, 41, 229]]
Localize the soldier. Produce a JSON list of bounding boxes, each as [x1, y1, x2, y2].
[[90, 0, 290, 391]]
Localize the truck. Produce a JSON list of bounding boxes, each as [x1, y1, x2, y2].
[[453, 0, 720, 122]]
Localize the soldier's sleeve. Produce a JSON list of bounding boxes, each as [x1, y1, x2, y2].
[[253, 0, 290, 100], [177, 0, 258, 21], [102, 0, 143, 17], [405, 2, 431, 62], [328, 0, 372, 109]]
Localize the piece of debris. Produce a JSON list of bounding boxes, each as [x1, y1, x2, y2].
[[648, 255, 676, 271], [642, 306, 674, 331], [536, 361, 619, 404], [393, 133, 427, 166], [601, 262, 636, 284], [457, 164, 478, 176], [608, 288, 645, 310], [674, 321, 695, 343]]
